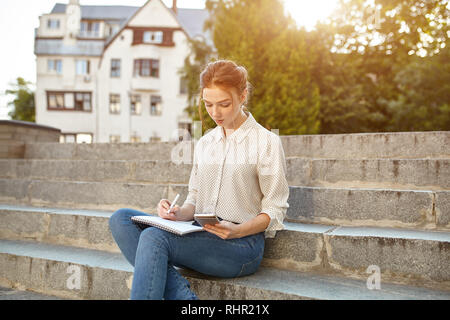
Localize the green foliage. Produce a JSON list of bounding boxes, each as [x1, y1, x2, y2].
[[178, 37, 217, 135], [382, 45, 450, 131], [181, 0, 450, 134], [196, 0, 321, 135], [5, 77, 35, 122]]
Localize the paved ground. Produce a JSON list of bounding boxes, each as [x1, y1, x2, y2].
[[0, 286, 66, 300]]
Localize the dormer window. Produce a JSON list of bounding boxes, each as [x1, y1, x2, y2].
[[80, 21, 100, 38], [131, 28, 176, 47], [143, 31, 163, 44], [47, 19, 60, 29]]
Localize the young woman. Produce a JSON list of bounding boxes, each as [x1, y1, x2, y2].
[[109, 60, 290, 300]]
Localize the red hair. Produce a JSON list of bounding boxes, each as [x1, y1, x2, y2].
[[198, 60, 250, 128]]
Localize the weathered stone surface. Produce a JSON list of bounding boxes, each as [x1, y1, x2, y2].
[[286, 186, 437, 229], [435, 191, 450, 228], [281, 131, 450, 159], [1, 240, 449, 300]]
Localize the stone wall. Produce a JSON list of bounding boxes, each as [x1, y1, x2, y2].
[[0, 120, 61, 158]]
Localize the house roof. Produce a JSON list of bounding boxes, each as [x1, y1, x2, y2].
[[37, 2, 213, 56], [50, 3, 211, 43], [51, 3, 140, 21]]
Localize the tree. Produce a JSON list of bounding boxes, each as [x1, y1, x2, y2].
[[329, 0, 449, 58], [382, 43, 450, 131], [5, 77, 35, 122], [201, 0, 321, 135], [311, 0, 450, 133], [179, 37, 216, 135]]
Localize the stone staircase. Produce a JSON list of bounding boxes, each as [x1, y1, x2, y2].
[[0, 131, 449, 299]]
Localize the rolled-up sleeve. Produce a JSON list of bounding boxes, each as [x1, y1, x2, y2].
[[257, 133, 290, 238]]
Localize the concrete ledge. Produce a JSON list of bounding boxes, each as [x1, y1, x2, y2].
[[22, 131, 450, 160], [281, 131, 450, 159], [1, 240, 449, 300], [1, 205, 449, 289], [1, 158, 449, 190], [1, 179, 448, 230], [287, 158, 450, 190], [0, 121, 60, 158], [0, 178, 174, 212], [0, 286, 66, 300], [24, 141, 183, 161], [286, 186, 450, 230]]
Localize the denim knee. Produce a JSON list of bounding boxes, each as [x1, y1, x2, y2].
[[138, 227, 171, 251], [109, 208, 132, 232]]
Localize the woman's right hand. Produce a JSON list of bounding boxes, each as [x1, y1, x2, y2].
[[157, 198, 180, 221]]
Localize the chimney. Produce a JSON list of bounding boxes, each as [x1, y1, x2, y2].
[[172, 0, 177, 14]]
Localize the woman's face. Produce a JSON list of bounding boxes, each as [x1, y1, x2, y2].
[[202, 85, 246, 130]]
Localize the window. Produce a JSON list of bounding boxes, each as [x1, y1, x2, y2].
[[110, 94, 121, 114], [48, 92, 65, 109], [47, 19, 60, 29], [61, 133, 93, 143], [75, 93, 91, 111], [150, 95, 162, 116], [143, 31, 163, 44], [130, 134, 141, 143], [80, 21, 100, 38], [76, 60, 90, 75], [63, 134, 76, 143], [132, 28, 174, 46], [133, 59, 159, 78], [107, 24, 120, 37], [110, 135, 121, 143], [47, 91, 92, 111], [150, 133, 161, 143], [110, 59, 121, 77], [130, 94, 141, 115], [179, 77, 188, 95], [48, 59, 62, 74]]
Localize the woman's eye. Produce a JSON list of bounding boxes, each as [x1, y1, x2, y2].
[[205, 104, 212, 108], [220, 104, 230, 108]]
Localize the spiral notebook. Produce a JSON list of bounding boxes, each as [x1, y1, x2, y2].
[[131, 215, 204, 236]]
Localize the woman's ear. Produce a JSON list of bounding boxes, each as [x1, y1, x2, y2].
[[240, 88, 248, 104]]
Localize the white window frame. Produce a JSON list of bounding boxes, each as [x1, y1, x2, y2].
[[143, 31, 163, 44]]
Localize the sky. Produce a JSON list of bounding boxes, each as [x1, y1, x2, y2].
[[0, 0, 339, 120]]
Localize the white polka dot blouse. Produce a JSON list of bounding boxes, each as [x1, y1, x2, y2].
[[182, 110, 290, 238]]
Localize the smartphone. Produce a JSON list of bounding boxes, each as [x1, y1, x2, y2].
[[194, 213, 220, 227]]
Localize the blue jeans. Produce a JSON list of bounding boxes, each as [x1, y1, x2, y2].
[[109, 208, 265, 300]]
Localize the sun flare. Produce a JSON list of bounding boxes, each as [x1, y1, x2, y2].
[[283, 0, 340, 30]]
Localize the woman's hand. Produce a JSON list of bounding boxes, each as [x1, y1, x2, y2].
[[157, 198, 180, 221], [203, 221, 242, 240]]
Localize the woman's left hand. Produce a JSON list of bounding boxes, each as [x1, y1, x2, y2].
[[203, 221, 242, 240]]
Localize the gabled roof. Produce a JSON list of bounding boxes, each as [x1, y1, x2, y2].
[[37, 2, 213, 57], [51, 3, 140, 21], [50, 2, 211, 44]]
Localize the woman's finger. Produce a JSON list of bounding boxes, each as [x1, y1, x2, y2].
[[204, 224, 225, 239]]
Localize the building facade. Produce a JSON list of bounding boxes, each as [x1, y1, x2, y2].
[[34, 0, 209, 143]]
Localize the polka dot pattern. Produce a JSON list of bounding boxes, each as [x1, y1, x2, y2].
[[182, 111, 290, 238]]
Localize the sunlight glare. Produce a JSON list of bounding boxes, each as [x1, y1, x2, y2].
[[283, 0, 340, 30]]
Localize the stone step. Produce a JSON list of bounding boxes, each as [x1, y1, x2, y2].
[[1, 158, 448, 190], [1, 179, 448, 230], [23, 131, 450, 160], [1, 239, 449, 300], [0, 286, 66, 300], [1, 205, 449, 289]]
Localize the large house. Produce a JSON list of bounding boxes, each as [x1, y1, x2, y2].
[[34, 0, 210, 143]]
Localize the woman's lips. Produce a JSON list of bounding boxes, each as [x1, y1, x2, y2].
[[215, 119, 224, 124]]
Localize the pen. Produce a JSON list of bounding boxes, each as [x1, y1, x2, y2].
[[167, 193, 180, 214]]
